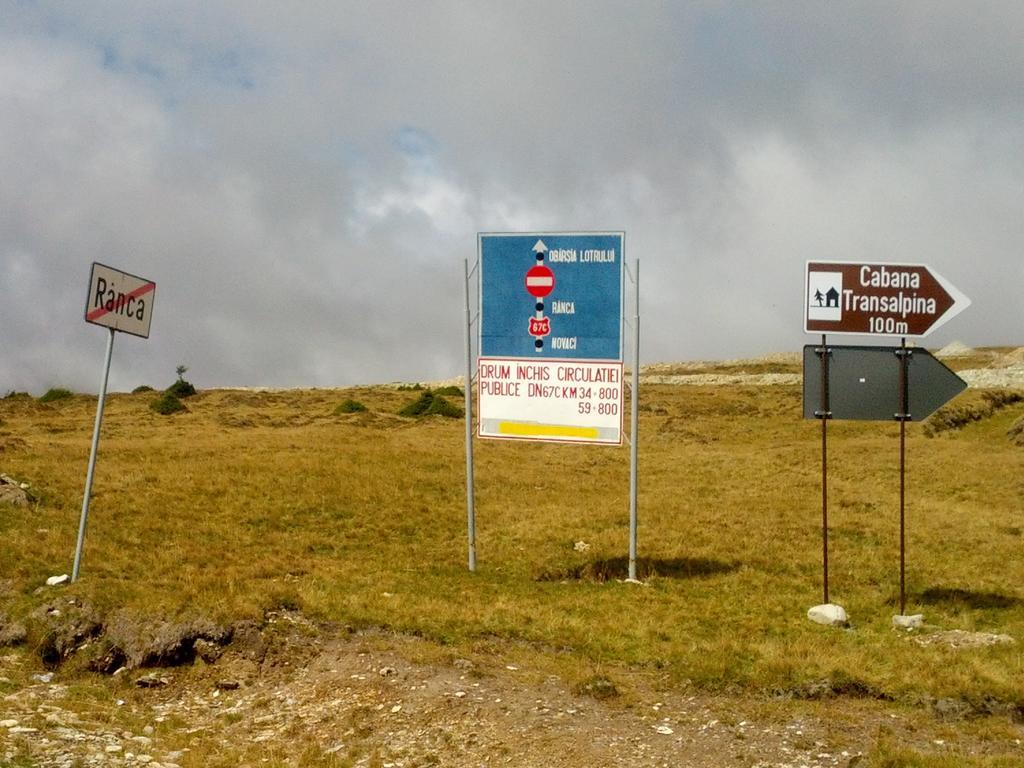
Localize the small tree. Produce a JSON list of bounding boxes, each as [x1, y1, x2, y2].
[[167, 364, 197, 398]]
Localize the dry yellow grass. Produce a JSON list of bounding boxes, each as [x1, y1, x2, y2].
[[1, 375, 1023, 712]]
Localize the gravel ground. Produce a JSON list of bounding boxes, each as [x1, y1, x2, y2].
[[3, 621, 1023, 767]]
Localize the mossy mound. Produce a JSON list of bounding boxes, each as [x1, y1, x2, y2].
[[398, 390, 462, 418], [167, 379, 197, 398], [434, 385, 464, 397], [150, 393, 187, 415], [335, 399, 368, 415], [39, 388, 74, 403]]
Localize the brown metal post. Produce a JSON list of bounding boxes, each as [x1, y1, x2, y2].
[[897, 337, 909, 616], [819, 335, 830, 605]]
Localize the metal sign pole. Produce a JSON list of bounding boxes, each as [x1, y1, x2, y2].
[[817, 335, 831, 604], [464, 258, 477, 572], [72, 327, 115, 581], [628, 259, 640, 581], [896, 337, 910, 615]]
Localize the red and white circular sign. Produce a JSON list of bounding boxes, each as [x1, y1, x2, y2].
[[525, 265, 555, 297]]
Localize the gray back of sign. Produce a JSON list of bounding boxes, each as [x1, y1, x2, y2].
[[803, 345, 967, 422]]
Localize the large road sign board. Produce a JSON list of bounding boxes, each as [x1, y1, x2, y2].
[[805, 261, 969, 338], [478, 232, 624, 444], [480, 232, 623, 360], [85, 262, 156, 338], [802, 345, 967, 421]]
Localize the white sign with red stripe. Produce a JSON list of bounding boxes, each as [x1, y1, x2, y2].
[[85, 262, 156, 338], [478, 357, 623, 445]]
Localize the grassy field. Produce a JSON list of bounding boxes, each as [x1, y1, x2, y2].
[[1, 359, 1023, 764]]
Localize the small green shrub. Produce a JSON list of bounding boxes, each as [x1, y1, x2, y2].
[[132, 385, 155, 394], [166, 379, 197, 398], [334, 399, 368, 415], [398, 390, 462, 418], [150, 393, 187, 415], [396, 383, 424, 391], [38, 388, 74, 403], [3, 391, 31, 400], [434, 386, 464, 397]]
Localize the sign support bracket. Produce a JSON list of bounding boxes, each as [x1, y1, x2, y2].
[[72, 327, 115, 581]]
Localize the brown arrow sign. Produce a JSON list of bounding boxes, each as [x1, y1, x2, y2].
[[805, 261, 970, 337]]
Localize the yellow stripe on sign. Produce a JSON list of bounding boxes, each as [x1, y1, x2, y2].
[[498, 422, 600, 439]]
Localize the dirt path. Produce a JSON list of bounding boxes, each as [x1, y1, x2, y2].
[[4, 618, 1022, 767]]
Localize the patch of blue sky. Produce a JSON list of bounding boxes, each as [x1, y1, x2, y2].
[[193, 45, 259, 90], [99, 43, 166, 83], [393, 126, 439, 159], [96, 32, 266, 94]]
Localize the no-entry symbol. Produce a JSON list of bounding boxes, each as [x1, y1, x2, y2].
[[525, 265, 555, 297]]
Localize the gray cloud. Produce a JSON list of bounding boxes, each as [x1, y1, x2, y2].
[[1, 2, 1021, 393]]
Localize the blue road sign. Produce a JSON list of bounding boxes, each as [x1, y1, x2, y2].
[[479, 232, 624, 361]]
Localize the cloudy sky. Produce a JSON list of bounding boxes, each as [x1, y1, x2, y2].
[[2, 2, 1021, 393]]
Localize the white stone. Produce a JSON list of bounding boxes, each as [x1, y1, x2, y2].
[[45, 574, 69, 586], [892, 614, 925, 630], [0, 720, 18, 728], [807, 604, 849, 627], [936, 341, 973, 358]]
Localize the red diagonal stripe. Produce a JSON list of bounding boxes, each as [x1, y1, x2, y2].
[[87, 282, 156, 321]]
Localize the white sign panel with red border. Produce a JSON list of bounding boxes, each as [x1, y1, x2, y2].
[[478, 357, 623, 445], [85, 262, 156, 338]]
